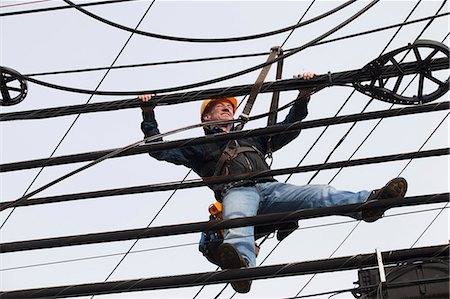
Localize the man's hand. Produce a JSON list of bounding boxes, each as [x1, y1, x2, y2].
[[139, 94, 156, 112], [295, 72, 316, 99]]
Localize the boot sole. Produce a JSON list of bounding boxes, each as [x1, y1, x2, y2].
[[217, 243, 252, 293], [363, 177, 408, 222]]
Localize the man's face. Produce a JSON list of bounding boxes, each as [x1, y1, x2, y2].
[[203, 99, 235, 122]]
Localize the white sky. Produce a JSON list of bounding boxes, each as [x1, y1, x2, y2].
[[0, 1, 449, 298]]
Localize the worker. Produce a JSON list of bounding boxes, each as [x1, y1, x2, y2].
[[139, 72, 407, 293]]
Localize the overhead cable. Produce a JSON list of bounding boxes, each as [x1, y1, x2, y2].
[[20, 12, 448, 78], [62, 0, 356, 43], [2, 206, 446, 273], [3, 55, 448, 122], [0, 193, 447, 253], [10, 1, 380, 96], [0, 0, 136, 17], [0, 244, 447, 298], [1, 101, 448, 173], [19, 12, 446, 78], [1, 148, 448, 209]]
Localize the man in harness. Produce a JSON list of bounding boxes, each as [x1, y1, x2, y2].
[[139, 72, 408, 293]]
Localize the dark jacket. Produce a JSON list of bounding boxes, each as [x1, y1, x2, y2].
[[141, 95, 309, 201]]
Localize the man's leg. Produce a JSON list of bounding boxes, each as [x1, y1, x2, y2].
[[221, 185, 260, 267], [219, 186, 260, 293], [256, 182, 370, 219]]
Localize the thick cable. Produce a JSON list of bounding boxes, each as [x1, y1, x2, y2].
[[4, 54, 448, 123], [0, 244, 447, 298], [0, 0, 136, 17], [1, 206, 446, 273], [19, 12, 448, 78], [1, 148, 447, 210], [19, 12, 447, 78], [1, 101, 448, 174], [62, 0, 356, 43], [0, 193, 447, 253], [10, 1, 380, 96]]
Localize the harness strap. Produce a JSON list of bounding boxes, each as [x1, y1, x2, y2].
[[236, 46, 280, 131], [213, 145, 262, 176], [266, 48, 284, 159]]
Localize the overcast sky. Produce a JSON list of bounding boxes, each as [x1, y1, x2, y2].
[[1, 1, 449, 298]]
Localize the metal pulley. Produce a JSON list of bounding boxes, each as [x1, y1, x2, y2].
[[0, 66, 28, 106], [353, 39, 449, 105]]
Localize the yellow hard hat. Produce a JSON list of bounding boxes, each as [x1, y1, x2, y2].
[[200, 97, 238, 121]]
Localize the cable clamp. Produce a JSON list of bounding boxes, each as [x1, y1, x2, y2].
[[239, 113, 250, 122], [327, 71, 333, 87], [375, 248, 386, 283]]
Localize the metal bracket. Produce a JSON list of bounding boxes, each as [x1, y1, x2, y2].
[[0, 66, 28, 106], [353, 39, 449, 105]]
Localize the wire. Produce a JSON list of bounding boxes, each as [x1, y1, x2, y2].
[[1, 148, 447, 210], [4, 52, 448, 122], [1, 193, 448, 254], [62, 0, 356, 43], [2, 101, 447, 174], [21, 12, 449, 78], [11, 0, 380, 96], [0, 0, 51, 9], [0, 244, 446, 298], [0, 0, 137, 17], [1, 206, 446, 273]]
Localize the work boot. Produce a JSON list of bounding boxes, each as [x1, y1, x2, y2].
[[362, 177, 408, 223], [217, 243, 252, 293]]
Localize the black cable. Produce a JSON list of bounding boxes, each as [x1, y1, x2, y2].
[[0, 0, 137, 17], [21, 12, 448, 78], [2, 206, 446, 273], [0, 244, 447, 298], [4, 54, 448, 122], [10, 1, 380, 96], [18, 13, 450, 77], [62, 0, 356, 43], [0, 193, 447, 254], [2, 102, 448, 173], [1, 147, 447, 210]]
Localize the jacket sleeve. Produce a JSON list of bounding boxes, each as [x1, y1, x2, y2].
[[140, 109, 203, 168], [260, 93, 309, 152]]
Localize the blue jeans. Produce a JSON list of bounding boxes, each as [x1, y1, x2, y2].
[[221, 182, 370, 267]]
